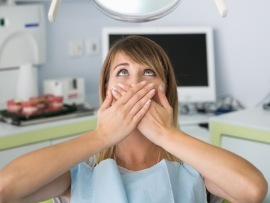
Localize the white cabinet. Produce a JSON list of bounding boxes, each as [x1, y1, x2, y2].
[[210, 108, 270, 203], [221, 136, 270, 203], [0, 141, 50, 169], [0, 115, 97, 171], [0, 135, 80, 170]]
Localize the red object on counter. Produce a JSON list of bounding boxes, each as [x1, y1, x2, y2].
[[6, 94, 64, 115], [30, 97, 47, 113], [21, 100, 38, 115], [7, 100, 22, 113], [48, 96, 63, 111]]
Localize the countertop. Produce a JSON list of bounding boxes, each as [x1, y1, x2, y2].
[[209, 108, 270, 146], [0, 115, 97, 150], [210, 108, 270, 131]]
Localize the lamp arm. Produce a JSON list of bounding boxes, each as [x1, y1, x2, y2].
[[48, 0, 62, 22], [214, 0, 228, 17]]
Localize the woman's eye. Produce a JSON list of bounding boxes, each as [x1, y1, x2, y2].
[[144, 69, 156, 76], [117, 69, 128, 76]]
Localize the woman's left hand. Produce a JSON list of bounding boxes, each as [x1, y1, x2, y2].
[[137, 85, 175, 146]]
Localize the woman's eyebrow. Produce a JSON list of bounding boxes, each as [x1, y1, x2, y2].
[[114, 63, 129, 70]]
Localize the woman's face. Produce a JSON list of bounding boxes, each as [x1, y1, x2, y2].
[[107, 52, 165, 102]]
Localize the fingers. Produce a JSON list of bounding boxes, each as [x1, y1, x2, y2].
[[110, 82, 132, 99], [128, 88, 156, 120], [111, 89, 122, 100], [117, 83, 129, 92], [111, 82, 170, 111], [116, 81, 147, 104], [111, 82, 130, 100], [122, 83, 155, 112], [110, 81, 156, 123], [132, 99, 152, 122]]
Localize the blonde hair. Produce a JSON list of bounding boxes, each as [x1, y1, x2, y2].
[[96, 36, 180, 165]]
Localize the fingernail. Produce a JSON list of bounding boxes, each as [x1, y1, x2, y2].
[[111, 86, 118, 91], [111, 89, 117, 95], [141, 81, 146, 85], [118, 83, 125, 88], [145, 100, 152, 105], [150, 89, 156, 94]]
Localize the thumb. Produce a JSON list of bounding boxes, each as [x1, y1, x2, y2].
[[158, 85, 171, 109]]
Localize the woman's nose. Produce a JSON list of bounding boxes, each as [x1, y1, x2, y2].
[[129, 75, 143, 85]]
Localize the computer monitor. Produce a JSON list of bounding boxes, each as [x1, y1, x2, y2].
[[102, 27, 216, 104]]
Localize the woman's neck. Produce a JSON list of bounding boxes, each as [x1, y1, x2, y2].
[[114, 130, 161, 171]]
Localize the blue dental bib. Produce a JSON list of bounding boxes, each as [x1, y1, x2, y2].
[[70, 159, 207, 203]]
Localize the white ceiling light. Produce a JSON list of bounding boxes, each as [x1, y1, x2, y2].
[[91, 0, 181, 22], [48, 0, 228, 23]]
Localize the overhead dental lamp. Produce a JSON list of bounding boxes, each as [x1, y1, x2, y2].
[[48, 0, 228, 23]]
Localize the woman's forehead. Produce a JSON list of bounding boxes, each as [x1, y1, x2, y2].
[[111, 51, 129, 62], [110, 51, 148, 69]]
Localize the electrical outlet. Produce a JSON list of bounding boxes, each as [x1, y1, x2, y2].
[[86, 37, 100, 56], [69, 40, 84, 57]]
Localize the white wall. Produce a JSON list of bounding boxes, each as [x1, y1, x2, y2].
[[40, 0, 270, 108], [1, 0, 270, 109], [147, 0, 270, 107]]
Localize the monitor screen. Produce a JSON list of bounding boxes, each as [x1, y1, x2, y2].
[[102, 27, 216, 103]]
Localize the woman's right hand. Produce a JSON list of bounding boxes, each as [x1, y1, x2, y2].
[[95, 81, 156, 147], [0, 83, 157, 203]]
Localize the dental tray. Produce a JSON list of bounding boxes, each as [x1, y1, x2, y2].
[[0, 104, 95, 126]]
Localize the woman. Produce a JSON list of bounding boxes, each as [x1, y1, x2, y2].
[[0, 36, 267, 203]]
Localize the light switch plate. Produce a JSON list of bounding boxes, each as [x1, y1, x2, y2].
[[86, 37, 100, 56], [69, 40, 84, 57]]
